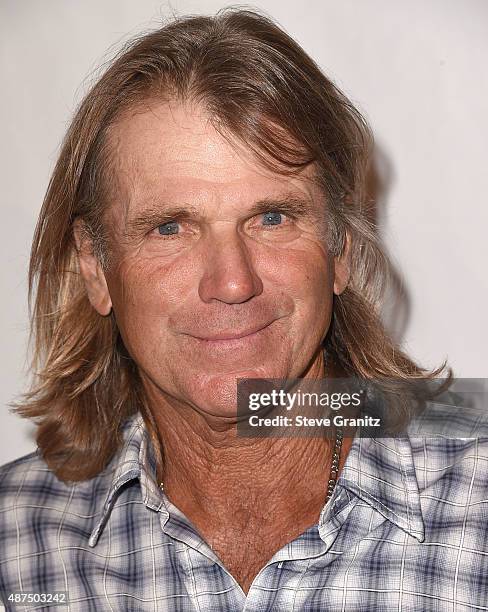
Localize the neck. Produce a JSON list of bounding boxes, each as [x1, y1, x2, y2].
[[144, 353, 351, 520], [158, 413, 338, 513]]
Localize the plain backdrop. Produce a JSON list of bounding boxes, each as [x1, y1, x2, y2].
[[1, 0, 487, 467]]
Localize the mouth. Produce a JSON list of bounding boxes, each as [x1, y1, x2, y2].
[[190, 320, 274, 344]]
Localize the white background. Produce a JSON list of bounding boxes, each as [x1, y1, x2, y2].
[[1, 0, 487, 467]]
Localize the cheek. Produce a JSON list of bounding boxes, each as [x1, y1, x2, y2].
[[264, 238, 333, 300], [105, 256, 192, 338], [272, 241, 335, 337]]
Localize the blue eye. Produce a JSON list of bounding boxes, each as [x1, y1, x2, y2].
[[262, 211, 282, 225], [158, 221, 179, 235]]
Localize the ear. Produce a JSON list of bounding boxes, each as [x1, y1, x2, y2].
[[333, 230, 352, 296], [73, 218, 112, 316]]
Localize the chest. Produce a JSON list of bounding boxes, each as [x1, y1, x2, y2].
[[206, 530, 285, 593], [200, 514, 319, 594]]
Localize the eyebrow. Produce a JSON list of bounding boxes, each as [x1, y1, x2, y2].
[[125, 204, 201, 237], [248, 196, 316, 218], [124, 194, 319, 237]]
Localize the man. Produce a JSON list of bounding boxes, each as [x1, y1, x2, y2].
[[1, 8, 487, 611]]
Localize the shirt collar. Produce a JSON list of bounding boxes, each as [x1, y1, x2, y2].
[[89, 412, 165, 547], [331, 433, 425, 542], [89, 413, 426, 547]]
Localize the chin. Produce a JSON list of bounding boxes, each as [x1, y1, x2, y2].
[[186, 367, 276, 418], [196, 365, 280, 386]]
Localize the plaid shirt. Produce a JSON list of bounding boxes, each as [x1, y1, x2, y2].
[[1, 410, 488, 611]]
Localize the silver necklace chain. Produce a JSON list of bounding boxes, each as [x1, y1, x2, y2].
[[325, 426, 344, 502]]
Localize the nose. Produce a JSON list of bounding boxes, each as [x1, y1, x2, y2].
[[198, 227, 263, 304]]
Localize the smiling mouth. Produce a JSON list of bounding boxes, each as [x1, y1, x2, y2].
[[190, 321, 274, 343]]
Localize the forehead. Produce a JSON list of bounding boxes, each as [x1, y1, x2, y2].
[[107, 100, 322, 211]]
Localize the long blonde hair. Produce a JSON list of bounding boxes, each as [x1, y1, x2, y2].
[[15, 8, 448, 481]]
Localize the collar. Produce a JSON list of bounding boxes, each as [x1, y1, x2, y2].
[[88, 412, 165, 547], [330, 433, 425, 542], [88, 413, 426, 547]]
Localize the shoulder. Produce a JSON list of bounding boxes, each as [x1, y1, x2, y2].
[[407, 395, 488, 464], [0, 449, 52, 499], [408, 432, 488, 514], [0, 412, 144, 518], [409, 434, 488, 471], [0, 449, 113, 545], [0, 450, 73, 505], [403, 395, 488, 504], [0, 450, 114, 601]]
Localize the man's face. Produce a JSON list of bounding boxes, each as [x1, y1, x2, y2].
[[80, 101, 349, 418]]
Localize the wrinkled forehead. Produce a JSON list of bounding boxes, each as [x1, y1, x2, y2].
[[103, 99, 324, 218]]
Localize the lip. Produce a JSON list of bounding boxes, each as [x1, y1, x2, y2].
[[191, 321, 273, 342]]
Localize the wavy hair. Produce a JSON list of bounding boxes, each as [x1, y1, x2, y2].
[[14, 8, 449, 481]]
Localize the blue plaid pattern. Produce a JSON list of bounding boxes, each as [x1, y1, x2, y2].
[[1, 410, 488, 611]]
